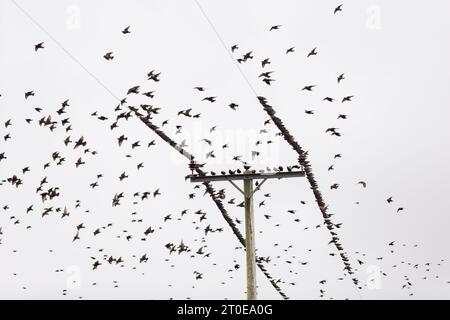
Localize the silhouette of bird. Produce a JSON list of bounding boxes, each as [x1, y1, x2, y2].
[[286, 47, 295, 54], [244, 51, 254, 60], [307, 47, 318, 57], [302, 86, 320, 95], [104, 52, 114, 60], [122, 26, 131, 34], [229, 103, 239, 110], [202, 96, 217, 103], [25, 91, 35, 99], [261, 58, 271, 68], [342, 95, 354, 103], [127, 86, 140, 95], [270, 25, 282, 31], [334, 4, 343, 14]]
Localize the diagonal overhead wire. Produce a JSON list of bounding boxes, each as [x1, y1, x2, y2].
[[193, 0, 259, 97], [257, 96, 360, 287]]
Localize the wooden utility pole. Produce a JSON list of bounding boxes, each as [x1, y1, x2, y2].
[[189, 165, 305, 300], [243, 171, 256, 300]]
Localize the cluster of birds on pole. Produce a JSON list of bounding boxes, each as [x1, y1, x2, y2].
[[1, 2, 447, 300]]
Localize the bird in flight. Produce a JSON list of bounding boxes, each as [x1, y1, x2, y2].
[[202, 96, 217, 103], [243, 51, 253, 60], [269, 25, 282, 31], [127, 86, 140, 95], [342, 95, 354, 103], [25, 91, 35, 99], [34, 42, 44, 51], [261, 58, 271, 68], [326, 128, 341, 136], [286, 47, 295, 54], [357, 181, 367, 188], [259, 71, 274, 79], [302, 85, 316, 91], [147, 70, 161, 82], [334, 4, 343, 14], [307, 47, 318, 58], [260, 70, 275, 85], [229, 103, 239, 110], [122, 26, 131, 34], [104, 52, 114, 60]]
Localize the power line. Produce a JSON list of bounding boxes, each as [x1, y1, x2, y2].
[[193, 0, 259, 97]]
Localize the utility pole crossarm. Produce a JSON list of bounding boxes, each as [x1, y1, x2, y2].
[[189, 170, 305, 183]]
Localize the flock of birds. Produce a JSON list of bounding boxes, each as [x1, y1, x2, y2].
[[0, 3, 448, 299]]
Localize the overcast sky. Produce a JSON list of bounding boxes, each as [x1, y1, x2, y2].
[[1, 0, 450, 300]]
